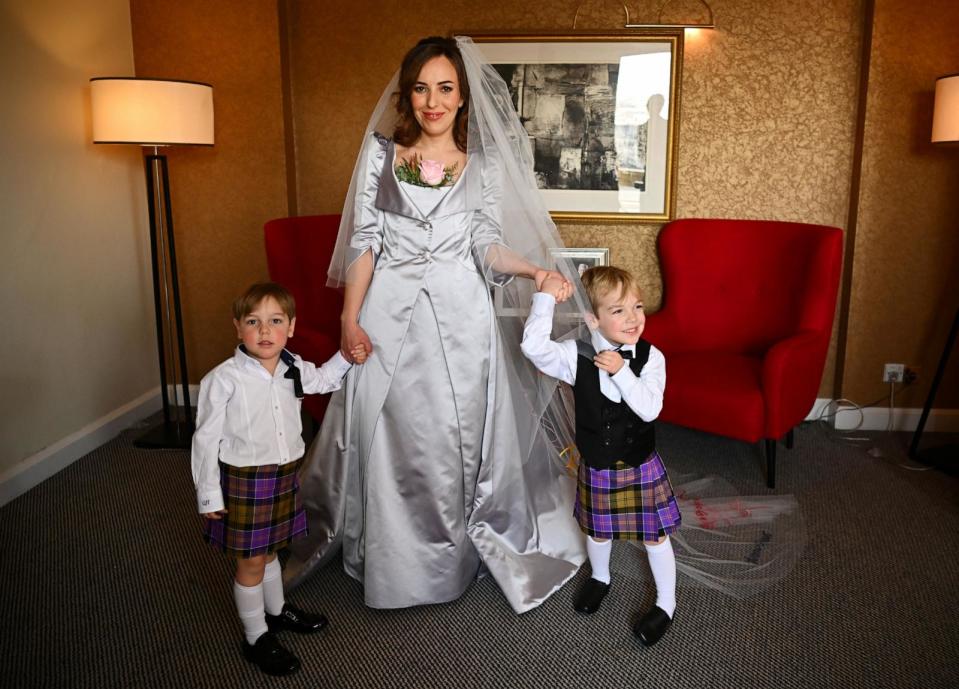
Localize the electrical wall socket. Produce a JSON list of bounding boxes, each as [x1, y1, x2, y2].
[[883, 363, 905, 383]]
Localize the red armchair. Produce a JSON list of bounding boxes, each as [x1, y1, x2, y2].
[[644, 219, 843, 488], [264, 215, 344, 423]]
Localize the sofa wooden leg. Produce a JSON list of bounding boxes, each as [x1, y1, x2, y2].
[[764, 439, 777, 489], [786, 428, 794, 449]]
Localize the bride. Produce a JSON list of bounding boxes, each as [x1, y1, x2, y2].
[[284, 36, 588, 612]]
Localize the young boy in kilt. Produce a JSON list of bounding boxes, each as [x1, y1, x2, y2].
[[521, 266, 680, 647], [191, 282, 367, 676]]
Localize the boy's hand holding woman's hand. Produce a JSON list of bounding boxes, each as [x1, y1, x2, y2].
[[350, 344, 369, 364], [536, 269, 623, 373], [536, 270, 573, 303], [342, 320, 372, 364]]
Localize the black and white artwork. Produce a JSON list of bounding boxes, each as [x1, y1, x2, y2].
[[493, 63, 621, 192], [475, 36, 680, 222]]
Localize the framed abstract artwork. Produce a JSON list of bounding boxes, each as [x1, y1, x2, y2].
[[470, 32, 683, 222]]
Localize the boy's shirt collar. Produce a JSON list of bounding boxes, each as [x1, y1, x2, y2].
[[234, 344, 291, 378], [588, 331, 636, 403], [590, 330, 637, 357]]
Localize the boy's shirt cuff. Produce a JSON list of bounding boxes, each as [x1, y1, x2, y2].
[[329, 350, 352, 377], [611, 361, 638, 393], [530, 291, 557, 316], [197, 489, 224, 514]]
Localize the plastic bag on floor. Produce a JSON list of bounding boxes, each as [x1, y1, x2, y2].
[[637, 473, 806, 599]]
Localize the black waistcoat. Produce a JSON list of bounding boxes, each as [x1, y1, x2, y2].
[[573, 339, 656, 469]]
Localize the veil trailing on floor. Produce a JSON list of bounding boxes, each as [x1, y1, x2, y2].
[[288, 36, 805, 601]]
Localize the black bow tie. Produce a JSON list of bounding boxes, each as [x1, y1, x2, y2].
[[279, 350, 304, 398], [615, 347, 634, 359]]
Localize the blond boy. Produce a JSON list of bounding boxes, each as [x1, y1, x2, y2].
[[521, 266, 680, 647]]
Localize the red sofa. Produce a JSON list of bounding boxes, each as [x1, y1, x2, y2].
[[264, 215, 344, 423], [644, 218, 843, 488]]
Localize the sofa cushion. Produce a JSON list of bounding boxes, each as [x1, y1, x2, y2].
[[659, 352, 765, 443]]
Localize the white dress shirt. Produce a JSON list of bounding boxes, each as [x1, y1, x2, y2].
[[191, 347, 351, 513], [520, 292, 665, 421]]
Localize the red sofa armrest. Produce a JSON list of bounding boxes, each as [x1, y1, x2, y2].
[[762, 330, 828, 438]]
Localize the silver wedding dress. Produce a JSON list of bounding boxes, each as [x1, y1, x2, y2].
[[284, 134, 585, 612]]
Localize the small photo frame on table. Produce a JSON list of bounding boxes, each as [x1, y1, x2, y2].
[[494, 247, 610, 317], [552, 247, 611, 277]]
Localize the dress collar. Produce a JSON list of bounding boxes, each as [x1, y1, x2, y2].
[[376, 139, 481, 220]]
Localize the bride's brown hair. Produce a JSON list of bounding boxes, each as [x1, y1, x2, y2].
[[393, 37, 469, 153]]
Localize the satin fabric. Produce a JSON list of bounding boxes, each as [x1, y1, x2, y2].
[[285, 134, 585, 612]]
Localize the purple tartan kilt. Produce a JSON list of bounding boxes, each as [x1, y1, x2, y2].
[[574, 451, 682, 541], [202, 459, 308, 558]]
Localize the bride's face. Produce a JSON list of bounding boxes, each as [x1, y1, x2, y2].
[[411, 56, 463, 141]]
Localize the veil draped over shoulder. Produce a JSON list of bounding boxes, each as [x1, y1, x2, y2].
[[325, 36, 590, 476]]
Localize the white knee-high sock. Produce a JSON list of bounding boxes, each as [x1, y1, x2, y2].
[[262, 557, 285, 616], [644, 537, 677, 618], [234, 581, 269, 645], [586, 536, 612, 584]]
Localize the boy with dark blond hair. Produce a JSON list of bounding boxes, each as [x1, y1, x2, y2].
[[521, 266, 680, 647]]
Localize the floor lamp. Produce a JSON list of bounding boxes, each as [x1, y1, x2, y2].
[[909, 73, 958, 469], [90, 78, 214, 449]]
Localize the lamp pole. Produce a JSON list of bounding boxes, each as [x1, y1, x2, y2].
[[90, 77, 214, 449], [909, 73, 958, 470]]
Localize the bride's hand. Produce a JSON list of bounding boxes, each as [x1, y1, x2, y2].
[[534, 269, 573, 303], [341, 321, 372, 363]]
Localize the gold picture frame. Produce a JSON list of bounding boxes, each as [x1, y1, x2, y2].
[[469, 32, 683, 223]]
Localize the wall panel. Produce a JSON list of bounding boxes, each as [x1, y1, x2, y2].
[[130, 0, 290, 378]]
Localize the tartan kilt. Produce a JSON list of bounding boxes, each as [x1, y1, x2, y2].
[[574, 451, 682, 541], [202, 459, 308, 558]]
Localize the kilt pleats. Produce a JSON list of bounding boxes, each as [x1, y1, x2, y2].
[[202, 459, 307, 558], [574, 452, 681, 541]]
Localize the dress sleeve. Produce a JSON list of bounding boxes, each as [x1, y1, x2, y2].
[[345, 132, 389, 270], [470, 152, 514, 287]]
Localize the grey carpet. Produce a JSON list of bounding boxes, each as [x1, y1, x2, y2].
[[1, 419, 957, 689]]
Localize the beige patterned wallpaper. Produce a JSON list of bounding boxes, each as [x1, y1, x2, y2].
[[130, 0, 959, 413], [847, 0, 959, 407], [132, 0, 290, 377], [288, 0, 863, 396]]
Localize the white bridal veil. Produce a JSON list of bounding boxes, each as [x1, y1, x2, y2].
[[302, 36, 805, 599]]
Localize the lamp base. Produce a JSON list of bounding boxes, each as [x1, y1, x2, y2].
[[134, 419, 193, 450], [911, 443, 958, 477]]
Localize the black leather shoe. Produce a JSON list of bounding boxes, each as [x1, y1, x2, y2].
[[266, 603, 329, 634], [241, 632, 301, 676], [633, 606, 673, 647], [573, 578, 611, 614]]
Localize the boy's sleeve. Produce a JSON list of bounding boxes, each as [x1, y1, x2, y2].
[[191, 369, 233, 513], [298, 351, 352, 395], [520, 292, 577, 385], [610, 344, 665, 421]]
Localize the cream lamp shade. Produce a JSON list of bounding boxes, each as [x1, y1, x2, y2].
[[90, 78, 214, 146], [931, 73, 959, 143]]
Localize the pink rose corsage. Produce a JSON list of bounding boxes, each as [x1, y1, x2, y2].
[[395, 153, 457, 188]]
